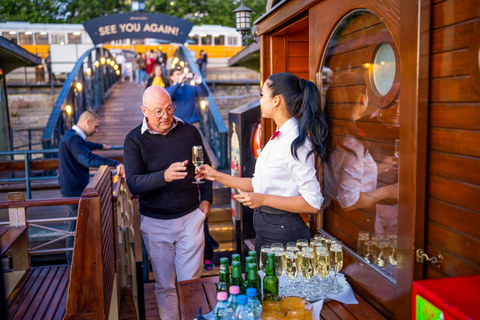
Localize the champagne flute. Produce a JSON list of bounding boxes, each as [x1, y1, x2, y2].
[[329, 242, 343, 294], [192, 145, 204, 184], [394, 139, 400, 158], [259, 245, 271, 273], [315, 246, 330, 298], [283, 250, 298, 294], [357, 231, 370, 259], [299, 249, 315, 299], [271, 244, 284, 277]]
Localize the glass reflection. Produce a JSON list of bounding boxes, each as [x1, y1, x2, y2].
[[321, 11, 400, 282]]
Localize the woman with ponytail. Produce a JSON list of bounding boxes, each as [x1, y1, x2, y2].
[[196, 72, 328, 253]]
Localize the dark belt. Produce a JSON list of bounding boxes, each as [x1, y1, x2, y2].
[[256, 206, 295, 215]]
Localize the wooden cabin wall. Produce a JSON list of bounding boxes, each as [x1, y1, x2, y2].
[[425, 0, 480, 279], [260, 21, 310, 145]]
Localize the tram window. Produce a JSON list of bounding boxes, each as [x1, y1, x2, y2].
[[214, 35, 225, 45], [51, 33, 65, 44], [68, 32, 82, 44], [35, 32, 49, 45], [201, 35, 212, 45], [2, 32, 17, 44], [188, 34, 199, 45], [228, 36, 238, 46], [19, 32, 34, 45]]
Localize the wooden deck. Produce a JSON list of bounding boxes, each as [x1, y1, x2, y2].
[[89, 81, 144, 150]]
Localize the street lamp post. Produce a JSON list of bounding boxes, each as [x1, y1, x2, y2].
[[233, 1, 257, 46]]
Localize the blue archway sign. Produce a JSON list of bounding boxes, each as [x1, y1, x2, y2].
[[83, 13, 194, 45]]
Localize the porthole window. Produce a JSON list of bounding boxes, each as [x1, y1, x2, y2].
[[373, 43, 396, 96]]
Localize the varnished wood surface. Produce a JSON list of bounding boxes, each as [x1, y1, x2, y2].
[[87, 81, 145, 148], [176, 276, 387, 320], [5, 266, 70, 320], [0, 226, 28, 256]]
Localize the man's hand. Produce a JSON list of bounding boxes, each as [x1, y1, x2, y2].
[[116, 164, 125, 177], [164, 160, 188, 182], [199, 200, 210, 219], [103, 144, 111, 150]]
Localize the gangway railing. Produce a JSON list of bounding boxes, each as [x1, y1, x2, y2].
[[174, 46, 229, 169], [41, 46, 120, 150]]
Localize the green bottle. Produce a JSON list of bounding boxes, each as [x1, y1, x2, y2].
[[232, 254, 241, 264], [231, 261, 244, 293], [217, 257, 230, 293], [263, 253, 279, 300], [248, 251, 257, 263], [242, 256, 254, 292]]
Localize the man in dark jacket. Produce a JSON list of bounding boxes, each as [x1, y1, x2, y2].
[[123, 86, 212, 320], [59, 110, 124, 262]]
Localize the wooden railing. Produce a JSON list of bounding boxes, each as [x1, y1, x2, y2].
[[1, 166, 143, 319]]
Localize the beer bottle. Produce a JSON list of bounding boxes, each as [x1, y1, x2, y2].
[[232, 253, 241, 264], [217, 257, 230, 293], [242, 257, 254, 293], [263, 253, 279, 300], [231, 261, 244, 293]]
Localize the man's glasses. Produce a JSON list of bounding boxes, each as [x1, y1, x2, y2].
[[144, 104, 176, 118]]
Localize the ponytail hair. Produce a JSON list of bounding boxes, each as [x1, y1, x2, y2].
[[267, 72, 328, 162]]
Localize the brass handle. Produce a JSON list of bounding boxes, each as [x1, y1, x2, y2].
[[416, 248, 443, 267]]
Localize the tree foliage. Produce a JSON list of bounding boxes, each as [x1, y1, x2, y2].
[[0, 0, 267, 27]]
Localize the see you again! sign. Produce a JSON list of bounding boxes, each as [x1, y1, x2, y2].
[[83, 13, 194, 45]]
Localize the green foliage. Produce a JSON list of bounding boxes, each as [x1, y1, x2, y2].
[[60, 0, 130, 23], [0, 0, 61, 23]]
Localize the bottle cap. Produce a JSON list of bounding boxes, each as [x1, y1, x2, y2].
[[232, 254, 240, 260], [237, 295, 248, 304], [246, 287, 257, 297], [217, 292, 228, 301], [229, 285, 240, 294], [220, 257, 229, 264], [232, 261, 240, 267]]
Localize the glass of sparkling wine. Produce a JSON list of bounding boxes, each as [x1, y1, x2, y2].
[[357, 231, 370, 259], [260, 245, 271, 273], [283, 250, 298, 294], [192, 145, 204, 184], [329, 242, 344, 294], [394, 139, 400, 157], [271, 243, 285, 277], [315, 246, 330, 298], [299, 248, 315, 298]]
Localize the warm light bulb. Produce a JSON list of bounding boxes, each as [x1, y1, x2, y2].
[[75, 82, 82, 91], [114, 65, 118, 70], [110, 61, 115, 66], [363, 63, 371, 68], [86, 67, 92, 75], [171, 64, 176, 69], [184, 68, 189, 73], [116, 70, 120, 75], [200, 100, 207, 110], [95, 61, 99, 67], [172, 57, 179, 64], [179, 61, 185, 67], [65, 105, 73, 115], [190, 80, 196, 86], [101, 57, 106, 64], [107, 58, 111, 64]]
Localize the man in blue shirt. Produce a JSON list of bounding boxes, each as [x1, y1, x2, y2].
[[59, 110, 124, 262], [166, 67, 208, 129]]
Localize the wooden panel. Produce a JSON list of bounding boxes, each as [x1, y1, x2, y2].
[[287, 41, 309, 57], [271, 36, 286, 73], [329, 120, 398, 144], [0, 226, 28, 256], [0, 159, 59, 173], [428, 174, 480, 212], [329, 24, 386, 55], [431, 0, 480, 29], [428, 151, 480, 185], [429, 77, 480, 102], [287, 57, 309, 73], [426, 220, 480, 266], [427, 197, 480, 240], [429, 103, 480, 130], [430, 50, 469, 78], [430, 20, 477, 53], [327, 48, 370, 71], [429, 128, 480, 157], [426, 243, 480, 277], [328, 201, 376, 232]]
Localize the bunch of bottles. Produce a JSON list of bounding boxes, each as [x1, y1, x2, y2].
[[212, 251, 279, 320]]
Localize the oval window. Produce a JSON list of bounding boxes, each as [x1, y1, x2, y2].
[[373, 42, 396, 96]]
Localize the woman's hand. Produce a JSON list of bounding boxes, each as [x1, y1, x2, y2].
[[378, 156, 398, 174], [234, 189, 265, 209], [195, 164, 218, 181]]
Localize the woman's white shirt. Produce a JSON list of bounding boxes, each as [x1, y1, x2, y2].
[[251, 117, 323, 210]]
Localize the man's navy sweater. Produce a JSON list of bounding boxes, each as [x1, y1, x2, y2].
[[123, 121, 213, 220], [58, 129, 120, 196]]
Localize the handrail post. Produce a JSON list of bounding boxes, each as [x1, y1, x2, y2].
[[25, 152, 31, 199], [8, 192, 30, 271]]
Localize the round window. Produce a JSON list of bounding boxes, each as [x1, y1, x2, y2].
[[373, 42, 396, 96]]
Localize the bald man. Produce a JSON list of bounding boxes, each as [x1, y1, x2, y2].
[[123, 86, 212, 320], [58, 110, 124, 262]]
